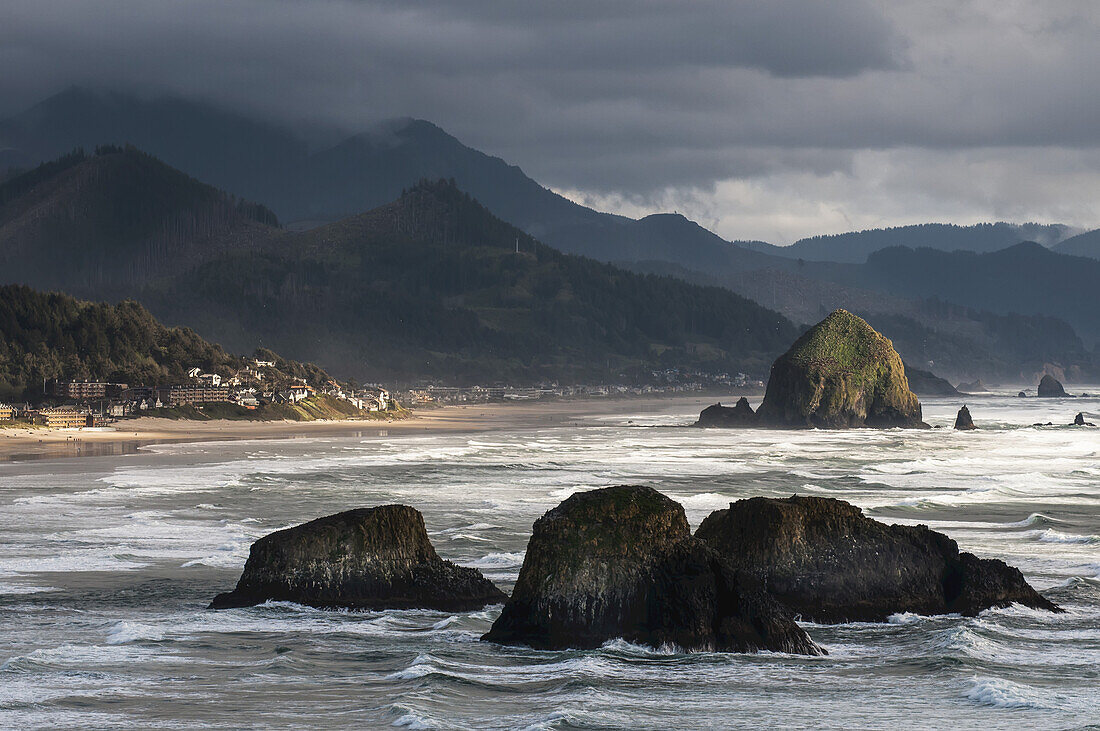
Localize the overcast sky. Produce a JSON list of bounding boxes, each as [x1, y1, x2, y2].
[[4, 0, 1100, 242]]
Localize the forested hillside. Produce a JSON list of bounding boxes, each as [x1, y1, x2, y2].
[[145, 180, 798, 383], [0, 146, 278, 297], [0, 285, 331, 401], [747, 223, 1074, 264]]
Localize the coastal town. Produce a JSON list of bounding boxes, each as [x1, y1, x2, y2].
[[0, 358, 394, 428], [0, 366, 763, 429], [397, 370, 762, 406]]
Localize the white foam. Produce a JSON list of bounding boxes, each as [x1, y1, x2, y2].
[[386, 653, 446, 681], [1025, 528, 1098, 544], [600, 638, 684, 655], [1005, 512, 1061, 527], [0, 581, 54, 595], [886, 612, 928, 625], [391, 713, 435, 729], [965, 676, 1047, 709], [469, 552, 525, 569], [106, 620, 164, 645]]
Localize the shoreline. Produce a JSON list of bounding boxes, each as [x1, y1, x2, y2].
[[0, 394, 746, 462]]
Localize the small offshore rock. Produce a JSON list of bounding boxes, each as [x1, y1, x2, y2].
[[483, 486, 822, 655], [904, 364, 959, 396], [1073, 412, 1096, 426], [1017, 391, 1027, 398], [954, 405, 977, 430], [210, 505, 506, 611], [695, 495, 1059, 623], [1037, 375, 1068, 398], [695, 397, 758, 427], [957, 379, 989, 394]]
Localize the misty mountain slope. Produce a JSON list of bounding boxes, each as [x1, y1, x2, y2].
[[300, 119, 608, 231], [0, 87, 308, 213], [750, 222, 1075, 264], [1053, 229, 1100, 259], [622, 259, 1094, 381], [0, 147, 280, 296], [145, 180, 798, 383], [0, 89, 797, 275], [855, 243, 1100, 344]]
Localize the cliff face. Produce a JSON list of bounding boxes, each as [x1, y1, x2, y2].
[[695, 495, 1058, 623], [755, 310, 926, 429], [483, 486, 821, 655], [210, 505, 505, 611]]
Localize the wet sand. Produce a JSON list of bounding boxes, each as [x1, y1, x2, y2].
[[0, 395, 738, 462]]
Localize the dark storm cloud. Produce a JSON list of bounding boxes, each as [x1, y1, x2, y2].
[[2, 0, 1100, 240]]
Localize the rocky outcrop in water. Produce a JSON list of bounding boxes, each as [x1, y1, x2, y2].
[[957, 380, 989, 394], [694, 496, 1059, 623], [210, 505, 506, 611], [753, 310, 926, 429], [1073, 412, 1096, 426], [483, 486, 822, 655], [904, 364, 959, 396], [1018, 391, 1027, 398], [695, 397, 758, 427], [1037, 375, 1068, 397], [954, 405, 977, 430]]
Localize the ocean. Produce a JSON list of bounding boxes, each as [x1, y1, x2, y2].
[[1, 393, 1098, 729]]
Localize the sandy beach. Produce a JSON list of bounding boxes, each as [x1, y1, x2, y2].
[[0, 394, 738, 462]]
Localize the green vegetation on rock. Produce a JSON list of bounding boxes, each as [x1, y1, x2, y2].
[[756, 309, 925, 428]]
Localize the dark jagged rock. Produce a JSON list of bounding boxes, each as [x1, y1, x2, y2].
[[957, 379, 989, 394], [904, 364, 960, 396], [210, 506, 506, 611], [695, 495, 1059, 623], [954, 405, 977, 430], [1018, 391, 1027, 398], [483, 486, 822, 655], [1032, 421, 1054, 426], [1073, 412, 1096, 426], [754, 310, 927, 429], [1037, 375, 1068, 397], [695, 397, 758, 427]]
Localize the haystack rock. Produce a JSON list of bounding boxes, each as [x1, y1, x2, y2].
[[483, 486, 822, 655], [695, 397, 758, 427], [210, 506, 506, 611], [753, 310, 927, 429], [954, 405, 977, 430], [1037, 375, 1068, 398], [695, 496, 1059, 623]]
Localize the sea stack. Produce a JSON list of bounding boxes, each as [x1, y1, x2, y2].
[[483, 486, 822, 655], [1073, 412, 1096, 426], [954, 405, 977, 430], [903, 364, 959, 396], [695, 496, 1059, 623], [209, 506, 506, 611], [1037, 375, 1068, 397], [695, 397, 758, 427], [957, 380, 989, 394], [753, 310, 926, 429]]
